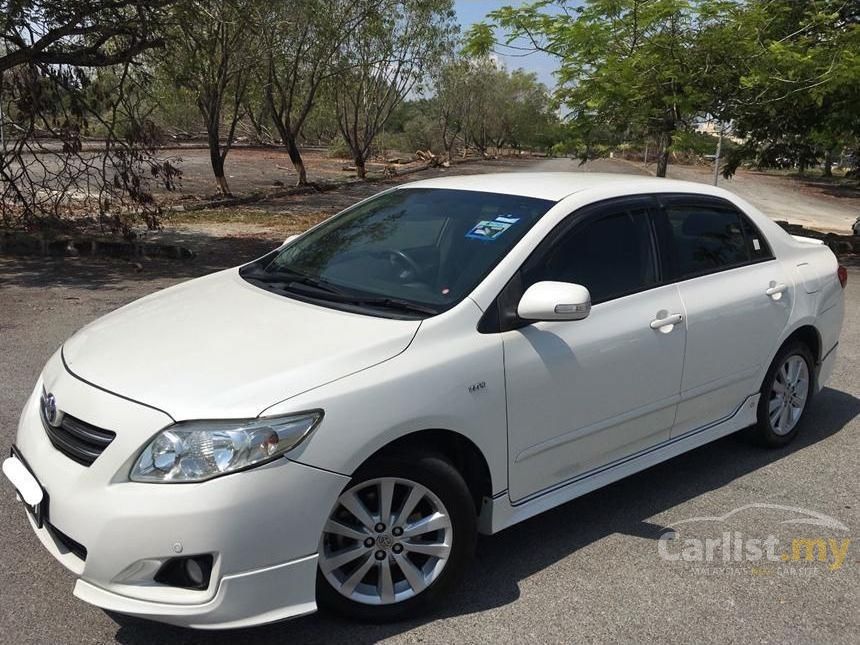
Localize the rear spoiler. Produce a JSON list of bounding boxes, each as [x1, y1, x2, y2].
[[791, 234, 824, 246]]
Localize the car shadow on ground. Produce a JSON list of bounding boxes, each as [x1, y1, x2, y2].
[[110, 386, 860, 645]]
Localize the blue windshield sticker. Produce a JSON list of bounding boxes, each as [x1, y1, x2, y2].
[[466, 220, 512, 241]]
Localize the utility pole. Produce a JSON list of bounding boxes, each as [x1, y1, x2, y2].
[[712, 122, 723, 186]]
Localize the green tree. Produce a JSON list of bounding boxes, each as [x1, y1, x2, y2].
[[0, 0, 170, 72], [0, 1, 177, 230], [467, 0, 733, 176], [157, 0, 256, 195], [334, 0, 458, 178], [432, 57, 472, 158], [257, 0, 370, 185], [436, 57, 555, 156], [497, 69, 554, 152], [460, 57, 506, 155], [724, 1, 860, 176]]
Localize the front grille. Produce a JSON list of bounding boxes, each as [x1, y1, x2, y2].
[[47, 522, 88, 561], [40, 407, 116, 466]]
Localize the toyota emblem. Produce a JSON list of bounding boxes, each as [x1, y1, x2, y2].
[[42, 392, 60, 427]]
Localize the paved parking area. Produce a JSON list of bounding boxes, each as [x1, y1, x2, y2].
[[1, 227, 858, 643]]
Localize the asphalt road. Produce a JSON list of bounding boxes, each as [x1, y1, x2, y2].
[[1, 258, 859, 643]]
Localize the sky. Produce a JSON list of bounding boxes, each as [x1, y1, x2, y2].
[[453, 0, 561, 88]]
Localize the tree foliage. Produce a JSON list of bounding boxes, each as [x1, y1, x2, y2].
[[467, 0, 860, 178], [2, 0, 858, 234], [0, 1, 178, 233], [356, 56, 559, 160], [156, 0, 255, 196], [0, 0, 170, 72], [257, 0, 370, 185], [723, 0, 860, 176], [467, 0, 725, 176], [334, 0, 458, 178]]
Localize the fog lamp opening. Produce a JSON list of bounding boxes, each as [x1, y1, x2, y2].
[[154, 554, 214, 590]]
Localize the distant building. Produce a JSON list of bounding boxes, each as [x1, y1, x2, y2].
[[692, 119, 746, 144]]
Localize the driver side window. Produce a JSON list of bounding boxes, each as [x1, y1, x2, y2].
[[524, 205, 658, 305]]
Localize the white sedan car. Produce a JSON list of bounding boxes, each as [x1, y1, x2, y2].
[[3, 173, 846, 628]]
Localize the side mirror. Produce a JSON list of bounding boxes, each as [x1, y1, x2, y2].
[[517, 281, 591, 322], [283, 234, 300, 246]]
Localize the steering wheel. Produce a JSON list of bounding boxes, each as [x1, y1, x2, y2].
[[386, 249, 423, 282]]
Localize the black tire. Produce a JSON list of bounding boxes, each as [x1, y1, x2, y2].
[[316, 452, 477, 622], [752, 340, 815, 447]]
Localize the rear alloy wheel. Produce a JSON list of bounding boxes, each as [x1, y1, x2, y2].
[[753, 341, 814, 447], [317, 454, 476, 622]]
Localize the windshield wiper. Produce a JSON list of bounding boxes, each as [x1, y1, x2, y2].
[[242, 266, 438, 317], [343, 297, 439, 316], [242, 267, 345, 295]]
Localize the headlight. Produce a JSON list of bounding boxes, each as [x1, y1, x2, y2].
[[130, 411, 322, 483]]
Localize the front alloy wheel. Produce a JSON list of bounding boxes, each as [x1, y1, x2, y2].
[[317, 454, 476, 621]]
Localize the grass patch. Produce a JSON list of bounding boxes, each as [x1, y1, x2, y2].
[[164, 206, 332, 234], [166, 207, 274, 224]]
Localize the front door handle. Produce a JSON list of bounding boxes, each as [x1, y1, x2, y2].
[[766, 282, 788, 300], [650, 313, 683, 331]]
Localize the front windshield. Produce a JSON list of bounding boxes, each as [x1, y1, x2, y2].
[[240, 187, 555, 317]]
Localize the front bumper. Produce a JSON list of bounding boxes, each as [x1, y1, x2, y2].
[[7, 356, 349, 629], [72, 553, 319, 629]]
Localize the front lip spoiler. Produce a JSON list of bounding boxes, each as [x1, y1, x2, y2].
[[73, 553, 320, 630]]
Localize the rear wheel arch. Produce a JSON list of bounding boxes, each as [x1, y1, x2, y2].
[[764, 324, 821, 394], [783, 324, 821, 363], [753, 337, 816, 447]]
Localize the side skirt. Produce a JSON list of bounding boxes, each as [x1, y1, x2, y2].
[[479, 393, 760, 535]]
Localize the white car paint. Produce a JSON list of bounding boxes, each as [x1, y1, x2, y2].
[[62, 270, 420, 420], [670, 260, 793, 437], [504, 281, 687, 500], [3, 173, 845, 628]]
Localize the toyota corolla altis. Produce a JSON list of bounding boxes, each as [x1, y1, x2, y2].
[[3, 173, 845, 628]]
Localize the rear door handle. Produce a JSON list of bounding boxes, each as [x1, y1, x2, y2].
[[650, 313, 683, 330], [766, 282, 788, 299]]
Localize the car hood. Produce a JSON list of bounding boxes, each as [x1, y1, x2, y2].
[[62, 269, 421, 420]]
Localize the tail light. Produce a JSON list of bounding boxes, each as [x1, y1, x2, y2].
[[837, 265, 847, 289]]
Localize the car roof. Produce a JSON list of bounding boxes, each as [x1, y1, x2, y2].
[[401, 171, 721, 202]]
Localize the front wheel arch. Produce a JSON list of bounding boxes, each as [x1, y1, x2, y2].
[[352, 428, 494, 516], [316, 452, 478, 621]]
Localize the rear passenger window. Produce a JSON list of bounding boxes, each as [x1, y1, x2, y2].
[[525, 207, 657, 304], [740, 215, 773, 261], [666, 204, 750, 278]]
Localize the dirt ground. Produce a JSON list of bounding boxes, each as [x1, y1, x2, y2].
[[4, 152, 855, 277], [145, 157, 540, 265], [638, 160, 860, 233], [165, 148, 859, 230], [135, 154, 859, 271], [160, 146, 361, 199]]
